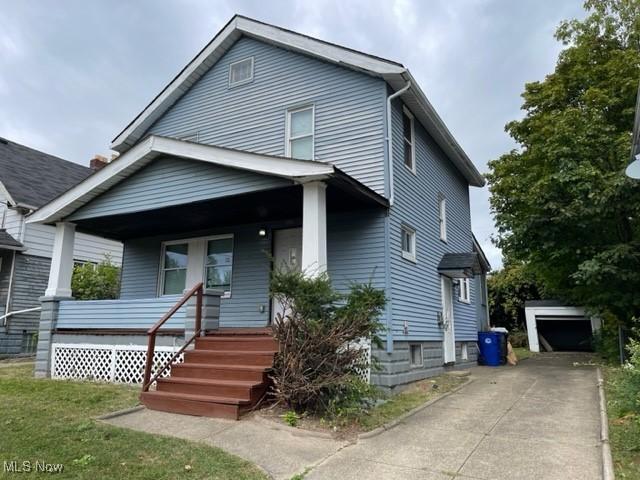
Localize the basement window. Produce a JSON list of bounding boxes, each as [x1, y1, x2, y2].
[[229, 57, 254, 87], [409, 344, 423, 368]]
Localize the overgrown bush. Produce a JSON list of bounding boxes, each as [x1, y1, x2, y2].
[[508, 329, 529, 348], [71, 256, 120, 300], [609, 336, 640, 417], [269, 268, 386, 413]]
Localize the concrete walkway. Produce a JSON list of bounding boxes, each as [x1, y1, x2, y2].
[[105, 353, 602, 479]]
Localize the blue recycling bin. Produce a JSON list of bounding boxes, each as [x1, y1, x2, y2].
[[478, 332, 502, 366]]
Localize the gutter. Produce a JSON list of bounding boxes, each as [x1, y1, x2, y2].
[[386, 79, 411, 206]]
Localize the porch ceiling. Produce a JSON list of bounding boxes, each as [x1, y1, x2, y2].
[[72, 182, 384, 240]]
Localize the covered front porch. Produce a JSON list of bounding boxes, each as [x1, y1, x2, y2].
[[28, 136, 388, 382]]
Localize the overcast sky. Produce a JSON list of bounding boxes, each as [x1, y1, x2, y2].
[[0, 0, 586, 268]]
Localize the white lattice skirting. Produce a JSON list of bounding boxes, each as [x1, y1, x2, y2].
[[51, 343, 183, 384], [351, 338, 371, 384]]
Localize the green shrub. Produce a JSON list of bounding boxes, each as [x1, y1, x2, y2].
[[269, 268, 386, 413], [508, 329, 529, 348], [282, 410, 299, 427], [71, 255, 121, 300], [324, 376, 382, 425], [594, 314, 623, 363]]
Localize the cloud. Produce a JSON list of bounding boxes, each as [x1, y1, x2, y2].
[[0, 0, 587, 268]]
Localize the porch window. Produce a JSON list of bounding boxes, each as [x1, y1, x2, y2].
[[161, 243, 189, 295], [403, 106, 416, 173], [286, 105, 314, 160], [401, 225, 416, 263], [459, 277, 470, 303], [205, 236, 234, 295]]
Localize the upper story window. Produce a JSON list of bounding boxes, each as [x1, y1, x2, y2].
[[286, 105, 314, 160], [160, 242, 189, 295], [228, 57, 254, 87], [402, 106, 416, 173], [438, 195, 447, 242], [401, 224, 416, 263], [459, 278, 471, 303]]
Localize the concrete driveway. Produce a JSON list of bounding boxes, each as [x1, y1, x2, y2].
[[106, 353, 602, 479], [308, 353, 602, 480]]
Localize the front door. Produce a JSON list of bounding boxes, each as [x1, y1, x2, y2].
[[271, 228, 302, 324], [441, 276, 456, 364]]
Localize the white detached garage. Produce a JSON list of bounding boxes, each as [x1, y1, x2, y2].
[[525, 300, 602, 353]]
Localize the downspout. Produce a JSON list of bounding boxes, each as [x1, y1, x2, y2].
[[382, 80, 411, 354], [386, 80, 411, 206]]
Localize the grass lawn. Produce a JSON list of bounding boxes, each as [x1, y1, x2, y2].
[[513, 347, 536, 361], [266, 373, 467, 437], [0, 363, 267, 480], [602, 365, 640, 479]]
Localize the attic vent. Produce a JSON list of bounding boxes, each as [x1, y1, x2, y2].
[[229, 57, 254, 87]]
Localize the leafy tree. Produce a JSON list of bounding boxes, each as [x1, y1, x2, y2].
[[488, 263, 547, 331], [71, 256, 121, 300], [487, 0, 640, 327]]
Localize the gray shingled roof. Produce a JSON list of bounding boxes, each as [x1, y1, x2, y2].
[[437, 252, 482, 275], [0, 137, 93, 209], [0, 229, 23, 250]]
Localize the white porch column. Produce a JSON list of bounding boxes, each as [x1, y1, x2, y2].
[[301, 181, 327, 276], [45, 222, 76, 298]]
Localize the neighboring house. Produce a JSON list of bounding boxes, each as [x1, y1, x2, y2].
[[28, 16, 490, 417], [0, 138, 123, 355]]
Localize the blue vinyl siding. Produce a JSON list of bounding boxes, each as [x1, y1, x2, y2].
[[388, 97, 477, 342], [57, 297, 186, 330], [68, 157, 290, 221], [146, 37, 387, 195], [117, 210, 387, 328]]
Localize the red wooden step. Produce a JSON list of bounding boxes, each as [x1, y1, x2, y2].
[[140, 390, 246, 420], [184, 350, 275, 366], [195, 336, 278, 351], [156, 377, 260, 400], [171, 363, 269, 382], [207, 328, 273, 336]]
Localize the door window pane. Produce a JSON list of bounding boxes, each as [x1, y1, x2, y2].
[[206, 237, 233, 293]]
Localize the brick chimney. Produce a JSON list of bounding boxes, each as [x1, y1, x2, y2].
[[90, 154, 109, 171]]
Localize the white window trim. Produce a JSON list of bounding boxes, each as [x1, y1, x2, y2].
[[439, 196, 447, 243], [228, 56, 254, 88], [409, 343, 424, 368], [158, 239, 190, 297], [202, 234, 234, 298], [400, 224, 417, 263], [458, 277, 471, 303], [402, 106, 416, 174], [158, 234, 234, 299], [285, 104, 315, 160]]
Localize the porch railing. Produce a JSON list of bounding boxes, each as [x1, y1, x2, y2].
[[141, 282, 203, 392]]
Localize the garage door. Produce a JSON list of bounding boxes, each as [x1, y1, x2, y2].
[[536, 317, 593, 351]]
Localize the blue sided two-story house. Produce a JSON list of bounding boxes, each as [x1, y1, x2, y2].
[[28, 15, 490, 419]]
